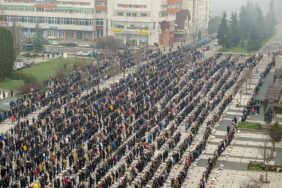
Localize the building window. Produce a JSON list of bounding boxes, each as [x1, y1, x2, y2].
[[159, 11, 168, 17], [95, 2, 107, 6], [141, 13, 147, 17], [115, 24, 124, 29], [117, 12, 123, 16], [77, 31, 82, 39], [96, 19, 103, 26], [97, 30, 103, 38]]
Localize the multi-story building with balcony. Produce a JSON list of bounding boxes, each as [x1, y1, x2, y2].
[[0, 0, 97, 40], [107, 0, 210, 46], [107, 0, 176, 46], [171, 0, 210, 42], [94, 0, 107, 38], [0, 0, 210, 45]]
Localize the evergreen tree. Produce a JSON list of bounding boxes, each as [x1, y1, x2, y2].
[[229, 12, 241, 48], [239, 5, 248, 40], [11, 22, 22, 56], [247, 25, 261, 52], [0, 27, 16, 80], [208, 16, 221, 35], [33, 23, 44, 53], [265, 0, 277, 37], [217, 12, 230, 49], [254, 5, 266, 47]]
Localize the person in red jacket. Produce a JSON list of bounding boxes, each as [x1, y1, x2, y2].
[[11, 114, 15, 123]]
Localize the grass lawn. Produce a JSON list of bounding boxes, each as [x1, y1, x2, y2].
[[19, 58, 92, 82], [238, 121, 262, 130], [0, 58, 92, 91], [248, 161, 282, 172], [219, 37, 272, 54], [0, 79, 24, 90], [247, 164, 263, 171], [238, 121, 282, 131]]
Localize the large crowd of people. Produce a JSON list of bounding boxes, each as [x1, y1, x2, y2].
[[0, 47, 151, 187], [198, 54, 275, 187], [0, 38, 269, 188]]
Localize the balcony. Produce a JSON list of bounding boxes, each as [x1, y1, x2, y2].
[[95, 6, 107, 11]]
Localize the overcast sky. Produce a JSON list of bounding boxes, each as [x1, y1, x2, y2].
[[211, 0, 282, 19]]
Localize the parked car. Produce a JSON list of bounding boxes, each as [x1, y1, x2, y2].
[[49, 41, 59, 45], [76, 51, 90, 56], [44, 48, 60, 55], [14, 58, 33, 70], [88, 50, 101, 57], [202, 46, 210, 51], [63, 42, 76, 47], [78, 43, 90, 48]]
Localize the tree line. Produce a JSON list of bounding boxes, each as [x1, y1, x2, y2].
[[216, 0, 277, 52]]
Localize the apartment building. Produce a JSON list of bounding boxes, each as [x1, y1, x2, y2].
[[172, 0, 210, 42], [94, 0, 107, 38], [107, 0, 176, 46], [0, 0, 210, 45], [193, 0, 210, 38], [0, 0, 96, 40], [107, 0, 211, 45], [172, 0, 194, 42]]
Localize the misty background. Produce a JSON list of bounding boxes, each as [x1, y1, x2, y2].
[[212, 0, 282, 22]]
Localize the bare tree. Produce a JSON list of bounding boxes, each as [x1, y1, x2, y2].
[[95, 36, 122, 51], [259, 141, 273, 183]]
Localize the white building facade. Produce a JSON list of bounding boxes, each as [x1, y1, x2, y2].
[[0, 0, 96, 40], [0, 0, 210, 45], [174, 0, 210, 42], [107, 0, 176, 46]]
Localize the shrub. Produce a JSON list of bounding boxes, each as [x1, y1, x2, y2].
[[11, 72, 37, 83], [21, 52, 41, 58], [19, 81, 42, 94], [54, 63, 72, 80], [248, 161, 282, 172], [73, 61, 88, 71]]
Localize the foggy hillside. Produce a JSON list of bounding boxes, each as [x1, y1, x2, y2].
[[212, 0, 282, 22]]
